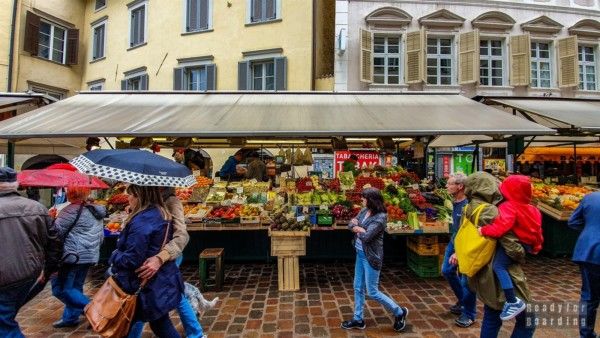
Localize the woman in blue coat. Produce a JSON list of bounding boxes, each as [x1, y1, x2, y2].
[[109, 185, 183, 338], [568, 191, 600, 338]]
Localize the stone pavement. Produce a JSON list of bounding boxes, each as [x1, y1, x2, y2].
[[17, 256, 596, 337]]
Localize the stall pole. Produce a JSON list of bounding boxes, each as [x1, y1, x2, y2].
[[7, 140, 15, 168], [574, 142, 578, 184], [471, 144, 480, 173]]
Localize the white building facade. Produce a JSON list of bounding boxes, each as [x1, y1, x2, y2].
[[335, 0, 600, 98]]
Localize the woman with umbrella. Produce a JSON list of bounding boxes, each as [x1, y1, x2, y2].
[[71, 149, 193, 337]]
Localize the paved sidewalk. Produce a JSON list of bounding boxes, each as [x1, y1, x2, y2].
[[17, 256, 594, 337]]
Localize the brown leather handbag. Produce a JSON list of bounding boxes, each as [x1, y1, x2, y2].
[[84, 221, 171, 337]]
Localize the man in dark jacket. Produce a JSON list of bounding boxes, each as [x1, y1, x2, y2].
[[0, 167, 62, 337], [568, 191, 600, 338]]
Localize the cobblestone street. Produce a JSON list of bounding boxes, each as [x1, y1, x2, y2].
[[18, 256, 594, 338]]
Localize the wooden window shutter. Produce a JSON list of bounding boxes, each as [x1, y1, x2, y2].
[[206, 64, 216, 90], [121, 79, 128, 90], [359, 28, 373, 83], [199, 0, 209, 30], [66, 29, 79, 65], [252, 0, 262, 22], [509, 34, 531, 86], [405, 29, 425, 84], [140, 74, 149, 90], [274, 57, 287, 90], [173, 67, 184, 90], [459, 30, 480, 85], [24, 11, 41, 55], [238, 61, 249, 90], [188, 0, 199, 31], [266, 0, 275, 20], [558, 36, 578, 88]]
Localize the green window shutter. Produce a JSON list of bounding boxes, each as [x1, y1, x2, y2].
[[206, 64, 216, 90], [140, 74, 149, 90], [173, 67, 185, 90], [121, 79, 127, 90], [238, 61, 249, 90], [274, 57, 287, 90]]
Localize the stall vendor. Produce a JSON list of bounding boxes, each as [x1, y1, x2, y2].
[[246, 152, 267, 182], [219, 151, 245, 181]]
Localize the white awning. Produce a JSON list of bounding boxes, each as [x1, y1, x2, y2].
[[0, 92, 553, 139]]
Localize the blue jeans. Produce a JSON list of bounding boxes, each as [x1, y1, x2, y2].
[[492, 245, 515, 291], [353, 249, 403, 321], [0, 278, 36, 338], [441, 241, 477, 320], [481, 304, 535, 338], [579, 263, 600, 338], [128, 256, 203, 338], [51, 264, 91, 323]]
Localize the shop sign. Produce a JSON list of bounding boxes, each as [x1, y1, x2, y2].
[[453, 152, 474, 175], [334, 151, 381, 177], [442, 155, 452, 178], [483, 158, 506, 173]]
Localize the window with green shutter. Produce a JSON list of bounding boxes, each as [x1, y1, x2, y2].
[[249, 0, 279, 23], [92, 21, 106, 60], [186, 0, 211, 32], [129, 1, 147, 48]]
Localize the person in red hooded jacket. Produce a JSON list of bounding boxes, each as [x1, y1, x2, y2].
[[478, 174, 543, 322]]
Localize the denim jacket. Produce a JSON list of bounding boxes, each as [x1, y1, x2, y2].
[[349, 208, 387, 270]]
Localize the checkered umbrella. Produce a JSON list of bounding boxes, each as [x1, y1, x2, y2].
[[70, 149, 195, 187]]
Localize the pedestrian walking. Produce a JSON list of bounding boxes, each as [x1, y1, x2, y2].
[[108, 185, 184, 338], [51, 187, 106, 328], [341, 187, 408, 332], [459, 172, 536, 338], [0, 167, 62, 337], [568, 191, 600, 338], [441, 173, 477, 327]]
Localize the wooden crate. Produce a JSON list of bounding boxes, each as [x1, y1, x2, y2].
[[537, 202, 572, 221], [407, 240, 439, 256], [240, 216, 261, 224], [277, 256, 300, 291], [271, 236, 306, 256], [422, 221, 450, 233], [410, 235, 438, 245]]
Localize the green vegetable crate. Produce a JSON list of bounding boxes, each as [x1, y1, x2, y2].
[[407, 247, 440, 278], [317, 215, 334, 226]]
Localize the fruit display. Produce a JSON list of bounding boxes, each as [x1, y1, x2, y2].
[[206, 205, 243, 220], [339, 172, 355, 190], [532, 183, 593, 211], [176, 188, 193, 201], [386, 205, 406, 222], [355, 176, 385, 190], [331, 202, 360, 221], [193, 176, 213, 187], [270, 209, 311, 232], [184, 204, 212, 219], [294, 191, 346, 206], [105, 221, 122, 233], [240, 205, 261, 217]]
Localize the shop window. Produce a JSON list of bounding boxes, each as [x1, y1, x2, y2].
[[578, 45, 597, 90], [427, 37, 453, 85], [129, 1, 147, 48], [479, 39, 504, 86], [531, 41, 552, 88], [373, 35, 401, 85], [185, 0, 211, 32]]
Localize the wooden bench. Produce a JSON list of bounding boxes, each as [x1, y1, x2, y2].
[[198, 248, 225, 292]]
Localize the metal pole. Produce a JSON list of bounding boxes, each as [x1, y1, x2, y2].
[[574, 142, 578, 184], [7, 140, 15, 168]]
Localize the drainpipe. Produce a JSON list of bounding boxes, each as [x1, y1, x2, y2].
[[310, 0, 316, 90], [6, 0, 19, 168]]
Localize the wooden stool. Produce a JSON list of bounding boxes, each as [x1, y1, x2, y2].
[[199, 248, 225, 292]]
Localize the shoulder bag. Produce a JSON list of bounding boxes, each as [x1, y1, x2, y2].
[[454, 203, 497, 277], [84, 220, 171, 337]]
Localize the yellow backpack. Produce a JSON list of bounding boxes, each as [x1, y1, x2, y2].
[[454, 203, 497, 277]]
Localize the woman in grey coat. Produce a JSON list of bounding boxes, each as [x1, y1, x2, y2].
[[50, 187, 106, 328], [342, 187, 409, 332]]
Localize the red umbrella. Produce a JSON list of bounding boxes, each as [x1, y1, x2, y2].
[[46, 163, 79, 171], [18, 169, 109, 189]]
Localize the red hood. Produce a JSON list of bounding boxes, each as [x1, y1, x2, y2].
[[500, 175, 533, 204]]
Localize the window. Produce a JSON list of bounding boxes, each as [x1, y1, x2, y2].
[[531, 42, 552, 88], [91, 21, 106, 60], [29, 85, 65, 100], [121, 70, 148, 90], [38, 21, 66, 63], [427, 37, 453, 85], [185, 0, 211, 32], [95, 0, 106, 10], [579, 46, 596, 91], [373, 35, 401, 85], [249, 0, 278, 23], [129, 2, 147, 48], [89, 82, 104, 91], [186, 67, 207, 90], [252, 61, 275, 90], [479, 39, 504, 86]]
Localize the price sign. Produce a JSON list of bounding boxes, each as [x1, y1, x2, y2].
[[297, 215, 306, 222]]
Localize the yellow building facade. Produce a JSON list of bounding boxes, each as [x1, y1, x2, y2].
[[4, 0, 334, 96]]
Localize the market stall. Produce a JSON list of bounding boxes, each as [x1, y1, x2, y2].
[[0, 91, 554, 290]]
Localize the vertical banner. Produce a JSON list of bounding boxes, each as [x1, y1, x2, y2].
[[334, 151, 381, 177], [453, 152, 474, 175], [442, 154, 452, 178]]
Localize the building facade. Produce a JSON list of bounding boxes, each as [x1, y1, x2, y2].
[[335, 0, 600, 98], [4, 0, 334, 97]]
